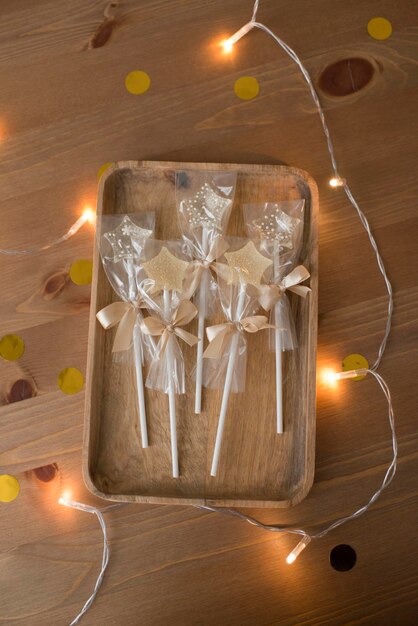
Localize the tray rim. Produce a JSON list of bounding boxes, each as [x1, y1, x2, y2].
[[83, 160, 318, 508]]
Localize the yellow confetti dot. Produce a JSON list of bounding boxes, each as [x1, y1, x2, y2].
[[342, 353, 369, 381], [70, 259, 93, 286], [0, 474, 20, 502], [125, 70, 151, 95], [234, 76, 260, 100], [97, 162, 113, 180], [0, 334, 25, 361], [58, 367, 84, 394], [367, 17, 392, 41]]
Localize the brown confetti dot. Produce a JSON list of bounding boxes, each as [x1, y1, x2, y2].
[[7, 379, 36, 404], [33, 463, 59, 483]]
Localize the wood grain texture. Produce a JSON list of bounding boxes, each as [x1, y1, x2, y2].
[[0, 0, 417, 624], [84, 160, 318, 507]]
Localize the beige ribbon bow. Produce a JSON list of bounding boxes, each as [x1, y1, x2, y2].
[[96, 299, 147, 353], [203, 315, 274, 359], [258, 265, 311, 310], [183, 236, 230, 298], [140, 299, 199, 356]]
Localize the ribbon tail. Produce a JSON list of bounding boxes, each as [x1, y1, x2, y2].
[[155, 329, 170, 358], [174, 328, 199, 348], [183, 264, 203, 299], [203, 326, 235, 359], [288, 285, 311, 298], [96, 301, 130, 330], [112, 308, 138, 352], [258, 286, 281, 311], [172, 299, 198, 327]]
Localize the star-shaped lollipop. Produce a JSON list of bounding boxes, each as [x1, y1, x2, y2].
[[224, 241, 272, 287], [180, 183, 232, 231], [142, 247, 190, 292], [104, 215, 153, 261], [251, 205, 301, 248]]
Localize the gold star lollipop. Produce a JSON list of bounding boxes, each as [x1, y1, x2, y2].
[[142, 247, 190, 292], [224, 241, 272, 287], [251, 205, 301, 248]]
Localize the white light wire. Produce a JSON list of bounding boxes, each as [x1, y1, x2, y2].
[[199, 0, 397, 552], [60, 500, 124, 626], [0, 213, 93, 255]]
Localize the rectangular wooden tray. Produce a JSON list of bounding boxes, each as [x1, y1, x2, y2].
[[84, 160, 318, 507]]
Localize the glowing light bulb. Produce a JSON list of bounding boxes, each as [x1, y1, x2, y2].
[[58, 494, 97, 513], [222, 39, 234, 53], [59, 490, 72, 505], [321, 368, 338, 386], [329, 177, 345, 188], [286, 536, 311, 564], [82, 207, 96, 225], [322, 367, 368, 386], [220, 22, 255, 54]]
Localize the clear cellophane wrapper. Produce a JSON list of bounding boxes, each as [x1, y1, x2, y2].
[[244, 201, 305, 351], [98, 212, 155, 364], [175, 169, 237, 318], [138, 239, 194, 395], [202, 238, 263, 394]]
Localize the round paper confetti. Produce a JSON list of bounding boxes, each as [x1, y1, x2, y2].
[[234, 76, 260, 100], [0, 474, 20, 503], [125, 70, 151, 95], [97, 162, 113, 180], [0, 334, 25, 361], [58, 367, 84, 394], [367, 17, 392, 41], [342, 353, 369, 381], [70, 259, 93, 285]]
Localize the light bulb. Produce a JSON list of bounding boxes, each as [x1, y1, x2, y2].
[[322, 368, 338, 386], [321, 367, 368, 386], [220, 22, 255, 53], [222, 39, 234, 53], [58, 490, 72, 505], [58, 494, 97, 513], [82, 207, 96, 224], [286, 536, 311, 564], [329, 177, 345, 188]]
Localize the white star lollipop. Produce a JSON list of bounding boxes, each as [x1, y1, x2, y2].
[[251, 204, 301, 248], [102, 214, 153, 449], [246, 203, 303, 436], [104, 215, 153, 264], [180, 183, 232, 231], [179, 182, 234, 414]]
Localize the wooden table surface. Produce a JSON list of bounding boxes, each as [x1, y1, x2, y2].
[[1, 1, 417, 624]]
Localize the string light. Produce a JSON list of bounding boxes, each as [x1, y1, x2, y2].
[[202, 0, 397, 564], [286, 535, 311, 564], [322, 368, 368, 385], [222, 22, 255, 52], [329, 177, 346, 188], [82, 206, 96, 225], [0, 206, 95, 256]]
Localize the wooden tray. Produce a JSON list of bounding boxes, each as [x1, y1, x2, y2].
[[83, 160, 318, 508]]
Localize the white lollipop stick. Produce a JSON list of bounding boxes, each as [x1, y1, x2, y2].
[[274, 304, 283, 434], [163, 289, 179, 478], [133, 324, 148, 448], [273, 252, 283, 434], [210, 283, 246, 477], [126, 258, 149, 448], [195, 227, 209, 414]]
